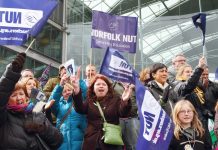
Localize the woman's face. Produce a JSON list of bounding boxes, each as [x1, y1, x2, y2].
[[152, 68, 168, 85], [62, 86, 73, 100], [8, 89, 28, 105], [145, 71, 150, 80], [182, 67, 193, 80], [178, 104, 194, 128], [94, 79, 108, 98], [26, 79, 37, 96]]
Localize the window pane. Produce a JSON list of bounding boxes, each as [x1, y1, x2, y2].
[[27, 24, 63, 62]]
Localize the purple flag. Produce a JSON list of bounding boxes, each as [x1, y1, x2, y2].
[[0, 0, 58, 45], [100, 47, 174, 149], [38, 64, 51, 88], [100, 47, 138, 84], [91, 10, 138, 53], [192, 13, 206, 45], [135, 79, 174, 150], [215, 67, 218, 80]]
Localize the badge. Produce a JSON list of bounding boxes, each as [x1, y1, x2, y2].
[[184, 144, 193, 150]]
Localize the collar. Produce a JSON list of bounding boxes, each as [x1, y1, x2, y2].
[[155, 81, 169, 90]]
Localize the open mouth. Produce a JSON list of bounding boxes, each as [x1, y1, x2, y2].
[[98, 89, 104, 92], [17, 101, 24, 105]]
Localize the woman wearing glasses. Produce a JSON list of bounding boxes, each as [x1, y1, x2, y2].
[[169, 100, 211, 150]]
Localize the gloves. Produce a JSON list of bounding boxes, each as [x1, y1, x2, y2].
[[11, 52, 26, 72], [24, 112, 47, 134], [203, 109, 214, 119]]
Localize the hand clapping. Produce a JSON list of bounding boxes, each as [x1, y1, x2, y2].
[[121, 82, 134, 101]]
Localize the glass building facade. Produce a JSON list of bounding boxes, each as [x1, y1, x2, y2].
[[1, 0, 218, 79]]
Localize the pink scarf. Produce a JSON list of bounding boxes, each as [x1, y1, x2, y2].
[[7, 103, 28, 112]]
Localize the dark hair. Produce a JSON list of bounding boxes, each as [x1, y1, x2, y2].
[[87, 74, 114, 100], [150, 63, 167, 80]]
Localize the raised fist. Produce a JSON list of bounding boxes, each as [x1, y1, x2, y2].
[[11, 52, 26, 72]]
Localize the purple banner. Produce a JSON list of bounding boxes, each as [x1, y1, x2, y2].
[[91, 10, 138, 53], [100, 47, 138, 84], [0, 0, 57, 45], [100, 47, 174, 149], [135, 79, 174, 150]]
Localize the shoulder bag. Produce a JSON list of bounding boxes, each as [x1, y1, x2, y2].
[[57, 102, 74, 129], [96, 101, 124, 145]]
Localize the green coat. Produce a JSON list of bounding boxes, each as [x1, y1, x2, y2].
[[43, 76, 60, 98]]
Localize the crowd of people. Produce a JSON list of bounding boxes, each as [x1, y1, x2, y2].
[[1, 52, 218, 150]]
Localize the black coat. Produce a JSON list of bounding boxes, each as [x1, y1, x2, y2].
[[173, 67, 213, 146], [204, 80, 218, 119], [169, 131, 212, 150], [0, 65, 63, 150], [173, 67, 209, 125], [147, 80, 177, 117]]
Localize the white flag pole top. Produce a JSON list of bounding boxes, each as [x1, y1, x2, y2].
[[25, 38, 36, 53], [199, 0, 202, 13], [198, 0, 207, 64], [203, 45, 207, 64]]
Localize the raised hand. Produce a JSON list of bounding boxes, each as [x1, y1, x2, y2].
[[70, 66, 81, 95], [121, 83, 134, 101], [44, 99, 55, 110], [12, 52, 26, 72], [198, 57, 206, 68], [60, 74, 69, 87]]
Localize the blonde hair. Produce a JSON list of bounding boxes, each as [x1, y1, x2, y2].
[[139, 67, 150, 82], [63, 82, 74, 91], [176, 64, 192, 81], [215, 101, 218, 112], [172, 100, 204, 140], [86, 64, 96, 72], [20, 77, 39, 88]]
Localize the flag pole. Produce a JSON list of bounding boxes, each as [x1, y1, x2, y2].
[[90, 48, 92, 65], [138, 0, 144, 70], [199, 0, 202, 13], [89, 48, 93, 79], [25, 38, 36, 53], [199, 0, 207, 63]]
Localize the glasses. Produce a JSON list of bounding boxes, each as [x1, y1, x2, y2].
[[179, 110, 193, 115]]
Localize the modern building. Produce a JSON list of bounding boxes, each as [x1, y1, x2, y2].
[[1, 0, 218, 80]]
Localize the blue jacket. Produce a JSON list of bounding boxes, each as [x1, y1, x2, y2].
[[49, 80, 87, 150]]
